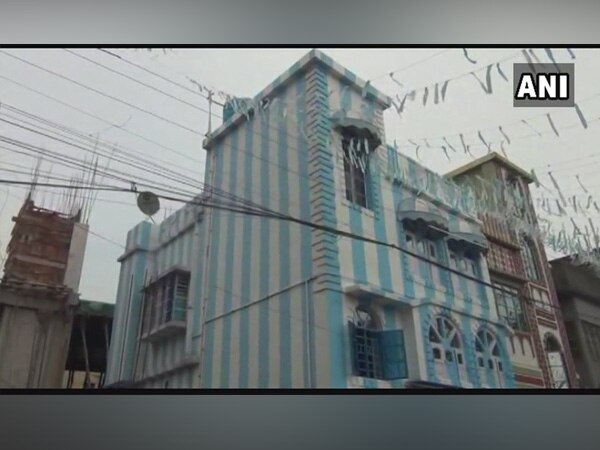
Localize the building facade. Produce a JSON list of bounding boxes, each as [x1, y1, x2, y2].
[[107, 50, 522, 388], [447, 154, 577, 388], [551, 255, 600, 388], [0, 198, 88, 388]]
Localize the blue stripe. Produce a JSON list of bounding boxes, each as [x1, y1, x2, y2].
[[258, 109, 271, 388], [296, 75, 313, 387], [191, 216, 205, 350], [383, 306, 403, 388], [277, 93, 292, 388], [202, 142, 225, 387], [238, 117, 254, 388], [220, 128, 239, 388]]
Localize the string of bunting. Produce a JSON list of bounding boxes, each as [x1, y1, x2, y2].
[[386, 48, 576, 116]]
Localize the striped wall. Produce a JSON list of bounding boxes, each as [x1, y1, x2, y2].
[[199, 67, 319, 388], [106, 203, 203, 387], [108, 50, 522, 389], [106, 221, 152, 385]]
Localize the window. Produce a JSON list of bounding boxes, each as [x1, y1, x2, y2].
[[545, 334, 569, 388], [349, 307, 408, 380], [521, 236, 541, 281], [581, 321, 600, 361], [341, 128, 377, 208], [429, 316, 464, 367], [492, 283, 528, 332], [405, 229, 437, 260], [141, 269, 190, 336], [475, 328, 504, 387], [449, 249, 480, 277], [507, 175, 529, 220]]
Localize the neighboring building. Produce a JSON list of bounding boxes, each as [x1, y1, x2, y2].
[[0, 197, 89, 388], [446, 153, 577, 388], [106, 201, 203, 388], [64, 299, 114, 389], [551, 255, 600, 388], [107, 49, 519, 388]]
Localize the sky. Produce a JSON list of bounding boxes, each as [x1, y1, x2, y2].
[[1, 47, 599, 304]]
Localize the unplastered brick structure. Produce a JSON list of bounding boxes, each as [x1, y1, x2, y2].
[[0, 197, 89, 388]]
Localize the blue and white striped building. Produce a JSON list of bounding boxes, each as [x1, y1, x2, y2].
[[106, 49, 516, 388]]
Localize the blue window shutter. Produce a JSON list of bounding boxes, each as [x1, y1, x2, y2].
[[379, 329, 409, 380], [348, 321, 358, 375]]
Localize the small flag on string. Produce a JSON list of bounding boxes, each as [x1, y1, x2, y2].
[[576, 175, 589, 193], [567, 48, 576, 59], [441, 146, 451, 162], [496, 63, 509, 82], [478, 131, 492, 152], [471, 64, 493, 94], [548, 171, 568, 206], [440, 80, 450, 101], [463, 48, 477, 64], [547, 113, 560, 137], [574, 103, 588, 129], [459, 133, 469, 154], [522, 49, 536, 73], [571, 195, 578, 213], [544, 48, 561, 73], [522, 119, 542, 137], [389, 73, 404, 88], [586, 195, 593, 209], [528, 49, 543, 66], [443, 137, 457, 152], [530, 169, 539, 187], [415, 145, 422, 161], [499, 126, 511, 144]]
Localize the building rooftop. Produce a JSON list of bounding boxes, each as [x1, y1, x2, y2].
[[203, 49, 392, 149], [444, 152, 535, 184]]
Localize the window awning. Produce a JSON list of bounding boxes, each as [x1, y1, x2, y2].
[[447, 221, 488, 252], [397, 197, 449, 232], [398, 210, 449, 230], [329, 111, 382, 147]]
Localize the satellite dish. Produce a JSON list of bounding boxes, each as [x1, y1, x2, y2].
[[137, 191, 160, 217]]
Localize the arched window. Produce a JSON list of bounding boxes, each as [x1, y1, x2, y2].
[[351, 307, 382, 379], [520, 235, 541, 281], [545, 334, 569, 388], [429, 316, 463, 365], [475, 328, 505, 387]]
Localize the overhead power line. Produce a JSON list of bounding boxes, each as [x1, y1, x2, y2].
[[0, 177, 580, 318], [0, 72, 204, 164], [0, 50, 204, 136]]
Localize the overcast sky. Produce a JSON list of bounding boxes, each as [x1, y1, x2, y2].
[[1, 48, 599, 304]]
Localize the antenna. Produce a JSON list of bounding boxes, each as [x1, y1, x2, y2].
[[137, 191, 160, 220]]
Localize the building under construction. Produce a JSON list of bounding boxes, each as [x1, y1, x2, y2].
[[0, 194, 96, 388]]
